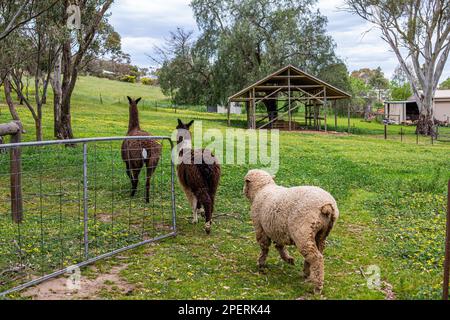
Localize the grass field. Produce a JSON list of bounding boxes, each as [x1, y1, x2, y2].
[[0, 76, 449, 300]]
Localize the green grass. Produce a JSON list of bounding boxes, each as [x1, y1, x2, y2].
[[0, 77, 449, 300]]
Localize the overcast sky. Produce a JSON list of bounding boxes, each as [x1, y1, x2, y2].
[[109, 0, 450, 81]]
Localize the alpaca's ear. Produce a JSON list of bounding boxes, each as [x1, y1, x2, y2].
[[177, 119, 183, 126], [127, 96, 132, 104], [187, 120, 194, 128], [136, 97, 142, 104]]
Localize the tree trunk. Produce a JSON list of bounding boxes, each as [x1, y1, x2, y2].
[[416, 107, 435, 137], [4, 78, 21, 121], [52, 50, 63, 138], [35, 117, 43, 141], [364, 103, 372, 120]]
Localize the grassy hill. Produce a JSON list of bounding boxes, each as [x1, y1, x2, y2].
[[0, 77, 449, 300]]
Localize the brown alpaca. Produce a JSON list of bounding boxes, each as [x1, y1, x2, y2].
[[175, 119, 221, 234], [121, 96, 162, 203]]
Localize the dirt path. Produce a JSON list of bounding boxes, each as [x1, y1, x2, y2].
[[22, 264, 134, 300]]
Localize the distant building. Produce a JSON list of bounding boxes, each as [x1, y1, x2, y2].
[[208, 103, 242, 114], [384, 90, 450, 124]]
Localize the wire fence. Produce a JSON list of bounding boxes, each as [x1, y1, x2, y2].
[[0, 136, 176, 297]]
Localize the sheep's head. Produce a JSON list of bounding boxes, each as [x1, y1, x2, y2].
[[244, 169, 275, 202]]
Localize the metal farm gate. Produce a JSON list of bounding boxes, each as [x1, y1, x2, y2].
[[0, 136, 177, 297]]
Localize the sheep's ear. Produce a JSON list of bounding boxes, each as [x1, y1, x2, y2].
[[136, 97, 142, 104], [187, 120, 194, 128], [127, 96, 132, 104], [177, 119, 183, 126]]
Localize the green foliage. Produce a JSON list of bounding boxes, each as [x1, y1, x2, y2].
[[120, 75, 136, 83], [368, 67, 389, 91], [141, 77, 154, 86], [158, 0, 341, 106], [390, 82, 412, 101], [318, 63, 351, 94], [440, 77, 450, 90], [349, 76, 370, 109]]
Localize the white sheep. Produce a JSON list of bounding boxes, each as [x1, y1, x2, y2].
[[244, 169, 339, 294]]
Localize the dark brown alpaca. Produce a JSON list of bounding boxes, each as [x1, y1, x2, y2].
[[176, 119, 221, 234], [121, 96, 162, 203]]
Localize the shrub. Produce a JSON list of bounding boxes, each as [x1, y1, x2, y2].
[[141, 77, 154, 86], [120, 75, 136, 83]]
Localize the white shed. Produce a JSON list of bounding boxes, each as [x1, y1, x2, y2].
[[385, 90, 450, 124]]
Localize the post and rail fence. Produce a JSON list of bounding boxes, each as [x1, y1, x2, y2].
[[0, 135, 177, 297]]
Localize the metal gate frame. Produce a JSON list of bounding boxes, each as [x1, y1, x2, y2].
[[0, 136, 177, 297]]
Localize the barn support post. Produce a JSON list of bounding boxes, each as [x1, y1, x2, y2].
[[444, 180, 450, 300], [334, 100, 338, 131], [324, 86, 328, 132], [252, 88, 256, 129], [0, 121, 24, 223], [348, 104, 351, 134], [288, 68, 292, 131], [227, 103, 231, 127]]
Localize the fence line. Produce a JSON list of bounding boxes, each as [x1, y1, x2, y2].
[[0, 136, 177, 297]]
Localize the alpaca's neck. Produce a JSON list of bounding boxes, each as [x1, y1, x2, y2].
[[128, 105, 140, 132]]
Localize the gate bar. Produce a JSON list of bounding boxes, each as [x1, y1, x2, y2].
[[83, 143, 89, 259], [0, 232, 176, 297], [0, 136, 178, 297]]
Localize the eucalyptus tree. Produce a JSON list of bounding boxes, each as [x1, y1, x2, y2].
[[0, 0, 58, 42], [346, 0, 450, 136], [157, 0, 341, 106], [51, 0, 114, 140]]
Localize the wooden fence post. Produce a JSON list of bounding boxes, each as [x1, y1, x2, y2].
[[0, 121, 23, 223], [443, 180, 450, 300]]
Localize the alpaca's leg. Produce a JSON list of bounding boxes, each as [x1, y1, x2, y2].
[[275, 244, 295, 265], [125, 161, 132, 180], [145, 163, 157, 204], [130, 167, 141, 197], [196, 189, 212, 234], [197, 201, 205, 218], [255, 225, 271, 269], [191, 196, 199, 224]]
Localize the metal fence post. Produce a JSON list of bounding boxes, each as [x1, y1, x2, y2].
[[384, 125, 387, 140], [443, 180, 450, 300], [83, 143, 89, 259]]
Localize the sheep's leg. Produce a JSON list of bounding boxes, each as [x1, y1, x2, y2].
[[292, 225, 324, 294], [255, 226, 271, 270], [302, 262, 311, 280], [275, 244, 295, 265]]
